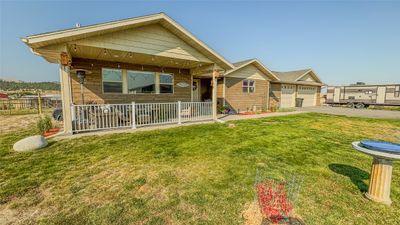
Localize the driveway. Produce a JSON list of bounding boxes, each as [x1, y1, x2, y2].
[[297, 106, 400, 119]]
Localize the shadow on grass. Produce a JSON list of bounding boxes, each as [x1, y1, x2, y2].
[[329, 164, 369, 193], [262, 217, 305, 225]]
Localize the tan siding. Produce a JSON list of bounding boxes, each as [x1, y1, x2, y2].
[[71, 58, 191, 104], [227, 64, 269, 80], [217, 79, 224, 98], [298, 74, 316, 82], [225, 77, 269, 112], [73, 24, 212, 63], [316, 87, 321, 106]]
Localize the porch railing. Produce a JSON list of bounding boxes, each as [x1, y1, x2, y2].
[[71, 101, 213, 133]]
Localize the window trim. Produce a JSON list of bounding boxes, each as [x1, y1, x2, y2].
[[102, 68, 123, 94], [242, 79, 255, 93]]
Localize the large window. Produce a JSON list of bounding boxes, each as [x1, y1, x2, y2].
[[102, 68, 122, 93], [127, 71, 155, 94], [160, 73, 174, 93], [242, 80, 255, 93], [102, 68, 175, 94], [395, 85, 400, 97]]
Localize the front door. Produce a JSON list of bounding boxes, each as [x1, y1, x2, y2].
[[192, 79, 201, 101], [333, 87, 341, 103], [376, 87, 386, 104]]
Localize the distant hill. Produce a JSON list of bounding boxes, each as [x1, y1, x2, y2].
[[0, 79, 60, 91]]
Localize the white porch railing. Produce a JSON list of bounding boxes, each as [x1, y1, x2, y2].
[[71, 101, 213, 133]]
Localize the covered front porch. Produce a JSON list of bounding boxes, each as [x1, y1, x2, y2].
[[63, 52, 224, 133], [22, 13, 233, 133]]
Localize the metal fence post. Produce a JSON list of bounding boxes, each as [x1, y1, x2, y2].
[[178, 101, 182, 124], [131, 102, 136, 129]]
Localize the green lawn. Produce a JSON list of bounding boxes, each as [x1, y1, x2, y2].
[[1, 113, 400, 225]]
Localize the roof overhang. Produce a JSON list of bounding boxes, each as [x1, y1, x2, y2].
[[270, 80, 324, 86], [22, 13, 234, 70], [224, 59, 279, 81]]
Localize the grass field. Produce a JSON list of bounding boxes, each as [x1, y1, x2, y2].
[[1, 113, 399, 224]]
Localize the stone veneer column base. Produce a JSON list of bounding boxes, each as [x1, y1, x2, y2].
[[365, 157, 393, 205]]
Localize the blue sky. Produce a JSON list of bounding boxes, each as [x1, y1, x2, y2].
[[0, 1, 399, 85]]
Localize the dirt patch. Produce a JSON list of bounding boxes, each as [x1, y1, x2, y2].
[[242, 201, 263, 225]]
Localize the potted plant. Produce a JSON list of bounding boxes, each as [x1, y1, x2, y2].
[[218, 106, 230, 114], [37, 115, 60, 137]]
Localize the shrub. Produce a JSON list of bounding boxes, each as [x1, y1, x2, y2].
[[37, 115, 53, 134]]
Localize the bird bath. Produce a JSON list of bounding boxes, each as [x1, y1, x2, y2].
[[352, 140, 400, 205]]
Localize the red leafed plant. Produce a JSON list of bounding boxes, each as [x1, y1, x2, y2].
[[256, 180, 294, 223]]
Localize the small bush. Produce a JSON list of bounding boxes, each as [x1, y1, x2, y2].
[[37, 115, 53, 134]]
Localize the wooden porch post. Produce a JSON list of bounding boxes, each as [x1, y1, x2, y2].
[[212, 67, 218, 121], [59, 65, 73, 134]]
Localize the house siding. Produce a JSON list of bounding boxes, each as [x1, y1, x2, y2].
[[70, 58, 191, 104], [269, 83, 281, 109], [224, 77, 269, 112], [72, 24, 212, 63]]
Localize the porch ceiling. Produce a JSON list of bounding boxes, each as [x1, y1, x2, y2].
[[69, 44, 212, 69]]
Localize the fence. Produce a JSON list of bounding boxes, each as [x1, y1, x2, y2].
[[0, 98, 61, 115], [72, 101, 213, 133]]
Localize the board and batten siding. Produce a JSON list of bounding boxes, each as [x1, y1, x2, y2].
[[298, 74, 315, 82], [72, 24, 212, 63], [70, 58, 192, 104], [224, 64, 270, 112]]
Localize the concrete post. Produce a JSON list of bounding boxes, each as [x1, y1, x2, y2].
[[365, 157, 393, 205]]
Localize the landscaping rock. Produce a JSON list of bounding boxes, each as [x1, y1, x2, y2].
[[228, 123, 236, 128], [13, 135, 48, 152]]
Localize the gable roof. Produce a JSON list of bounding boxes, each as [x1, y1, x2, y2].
[[272, 69, 323, 85], [225, 59, 279, 81], [272, 69, 311, 82], [21, 12, 234, 70]]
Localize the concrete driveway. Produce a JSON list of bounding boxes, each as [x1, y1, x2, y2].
[[297, 106, 400, 119]]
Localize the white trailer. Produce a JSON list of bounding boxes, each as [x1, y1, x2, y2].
[[326, 84, 400, 108]]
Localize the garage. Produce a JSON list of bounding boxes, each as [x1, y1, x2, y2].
[[281, 84, 296, 108], [297, 86, 317, 107]]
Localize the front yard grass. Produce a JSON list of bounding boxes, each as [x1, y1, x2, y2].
[[0, 113, 399, 224]]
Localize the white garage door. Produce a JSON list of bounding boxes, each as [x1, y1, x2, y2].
[[298, 86, 317, 107], [281, 85, 296, 108]]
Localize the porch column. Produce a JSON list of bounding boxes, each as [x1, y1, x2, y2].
[[59, 65, 73, 134], [212, 69, 218, 121]]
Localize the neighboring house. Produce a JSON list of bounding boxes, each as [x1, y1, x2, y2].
[[270, 69, 323, 108], [326, 84, 400, 108], [219, 59, 279, 113], [22, 12, 323, 134]]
